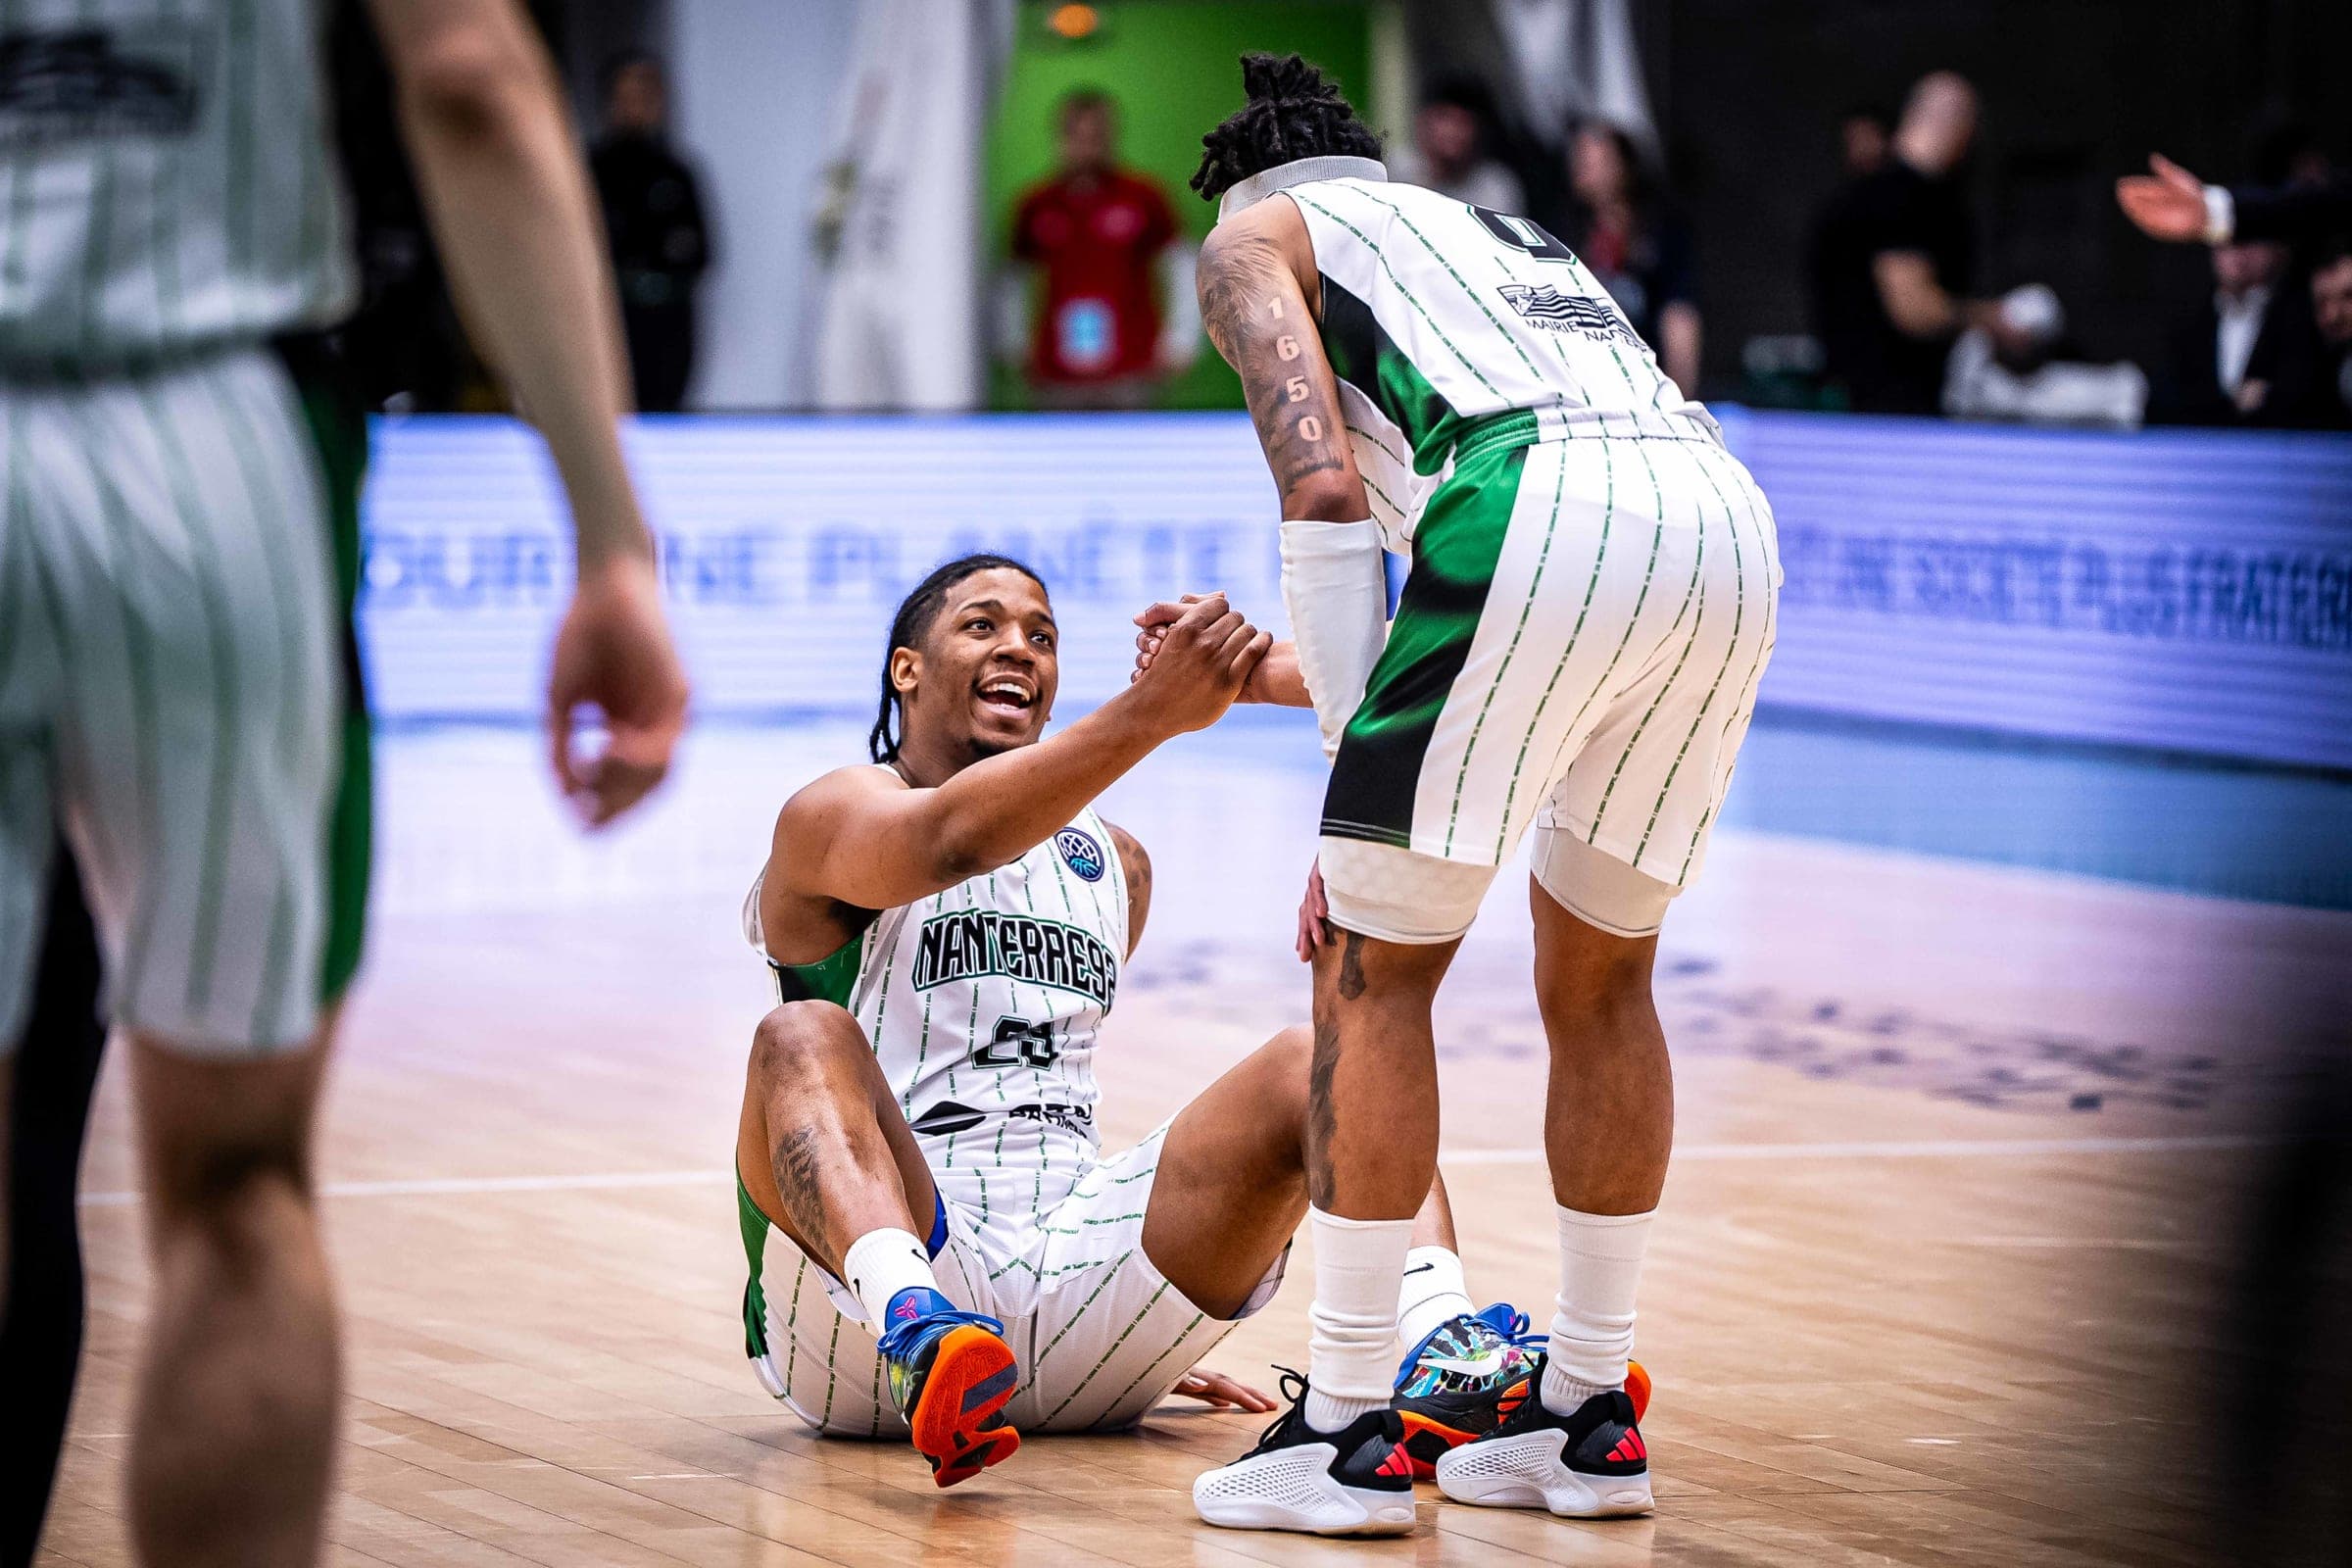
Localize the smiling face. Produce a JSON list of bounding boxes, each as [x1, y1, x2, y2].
[[892, 567, 1058, 765]]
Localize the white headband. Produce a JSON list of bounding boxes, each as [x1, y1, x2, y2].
[[1216, 156, 1389, 221]]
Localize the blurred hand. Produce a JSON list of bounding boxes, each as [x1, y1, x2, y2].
[[547, 553, 690, 828], [1126, 592, 1270, 733], [1170, 1368, 1277, 1412], [1296, 858, 1329, 963], [2117, 154, 2209, 243]]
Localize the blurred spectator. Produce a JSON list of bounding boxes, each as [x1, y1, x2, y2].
[[2150, 240, 2319, 426], [1562, 120, 1701, 395], [591, 51, 711, 414], [1838, 103, 1892, 178], [1942, 283, 2146, 427], [1805, 105, 1891, 406], [2295, 243, 2352, 428], [1391, 77, 1526, 215], [1005, 89, 1194, 411], [1812, 72, 2025, 416]]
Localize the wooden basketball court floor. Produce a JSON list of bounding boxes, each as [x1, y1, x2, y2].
[[33, 719, 2351, 1567]]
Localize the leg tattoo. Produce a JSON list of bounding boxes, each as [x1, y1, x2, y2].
[[1307, 1013, 1342, 1209], [1337, 932, 1367, 1001], [771, 1125, 831, 1255]]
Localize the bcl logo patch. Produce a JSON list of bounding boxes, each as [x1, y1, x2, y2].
[[1055, 828, 1105, 882]]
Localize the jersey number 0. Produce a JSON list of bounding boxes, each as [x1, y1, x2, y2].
[[1469, 206, 1579, 266]]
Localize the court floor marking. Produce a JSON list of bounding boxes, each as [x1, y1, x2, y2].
[[73, 1133, 2271, 1207]]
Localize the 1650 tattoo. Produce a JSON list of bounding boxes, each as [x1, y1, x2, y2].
[[1199, 230, 1349, 500]]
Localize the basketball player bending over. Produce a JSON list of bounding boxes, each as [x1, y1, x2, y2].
[[735, 555, 1547, 1507], [1142, 55, 1781, 1534]]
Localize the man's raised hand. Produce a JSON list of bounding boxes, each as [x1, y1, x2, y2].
[[2116, 154, 2210, 243]]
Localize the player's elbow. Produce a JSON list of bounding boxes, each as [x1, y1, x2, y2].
[[395, 24, 542, 144], [1284, 470, 1371, 523]]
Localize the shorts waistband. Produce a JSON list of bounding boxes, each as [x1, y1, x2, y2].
[[1449, 405, 1724, 466]]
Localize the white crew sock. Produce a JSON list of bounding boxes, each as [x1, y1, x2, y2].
[[840, 1227, 942, 1335], [1396, 1245, 1476, 1353], [1541, 1205, 1654, 1414], [1303, 1206, 1415, 1433]]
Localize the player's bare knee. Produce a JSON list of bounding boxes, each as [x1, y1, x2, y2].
[[748, 1001, 867, 1092], [153, 1134, 314, 1278], [1536, 941, 1658, 1037], [1261, 1023, 1316, 1126]]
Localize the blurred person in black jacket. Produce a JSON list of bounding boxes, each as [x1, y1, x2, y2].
[[1811, 73, 2028, 415], [2150, 238, 2320, 426], [592, 51, 711, 414], [2297, 242, 2352, 428]]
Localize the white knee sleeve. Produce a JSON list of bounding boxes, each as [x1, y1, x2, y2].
[[1318, 837, 1496, 946], [1529, 824, 1678, 938]]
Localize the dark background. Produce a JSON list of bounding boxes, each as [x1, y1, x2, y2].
[[1639, 0, 2352, 389]]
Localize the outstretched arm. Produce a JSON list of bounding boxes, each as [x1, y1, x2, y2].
[[1196, 199, 1368, 522], [369, 0, 688, 826], [768, 598, 1268, 922]]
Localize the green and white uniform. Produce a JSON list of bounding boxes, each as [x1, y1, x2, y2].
[[737, 800, 1281, 1436], [1283, 172, 1779, 932], [0, 0, 356, 1052]]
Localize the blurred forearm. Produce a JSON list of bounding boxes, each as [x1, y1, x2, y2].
[[371, 0, 647, 569]]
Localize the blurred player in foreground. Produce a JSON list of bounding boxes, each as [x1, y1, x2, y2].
[[0, 2, 687, 1564], [1152, 53, 1780, 1534], [735, 555, 1554, 1501]]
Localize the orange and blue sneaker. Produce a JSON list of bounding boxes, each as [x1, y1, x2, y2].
[[1392, 1305, 1651, 1480], [875, 1288, 1021, 1488]]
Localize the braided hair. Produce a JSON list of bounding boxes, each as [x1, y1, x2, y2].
[[868, 553, 1047, 764], [1191, 52, 1382, 203]]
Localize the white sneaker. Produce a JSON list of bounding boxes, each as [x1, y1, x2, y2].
[[1434, 1380, 1654, 1518], [1193, 1375, 1418, 1536]]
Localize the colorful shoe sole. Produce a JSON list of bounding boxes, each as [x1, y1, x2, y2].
[[1398, 1412, 1474, 1480], [1405, 1361, 1652, 1480], [906, 1325, 1022, 1488]]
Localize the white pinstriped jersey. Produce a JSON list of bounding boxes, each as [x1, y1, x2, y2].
[[0, 0, 352, 371], [749, 800, 1128, 1223], [1285, 176, 1718, 550]]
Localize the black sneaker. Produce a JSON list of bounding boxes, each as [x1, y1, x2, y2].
[[1192, 1370, 1418, 1535], [1433, 1353, 1653, 1517]]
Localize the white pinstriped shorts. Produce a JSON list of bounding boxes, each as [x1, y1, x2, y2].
[[745, 1118, 1286, 1437], [0, 350, 339, 1054], [1320, 433, 1780, 941]]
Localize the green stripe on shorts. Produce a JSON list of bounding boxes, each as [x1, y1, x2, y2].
[[1322, 440, 1530, 851], [281, 361, 371, 1002]]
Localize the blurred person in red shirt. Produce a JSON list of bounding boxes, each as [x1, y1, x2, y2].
[[1006, 89, 1196, 410]]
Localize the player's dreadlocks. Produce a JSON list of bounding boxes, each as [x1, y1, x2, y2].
[[1191, 52, 1383, 203], [869, 553, 1049, 764]]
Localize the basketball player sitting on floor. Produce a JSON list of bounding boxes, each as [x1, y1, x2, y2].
[[734, 553, 1555, 1493]]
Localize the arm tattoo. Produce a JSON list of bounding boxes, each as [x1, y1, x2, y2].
[[1105, 821, 1152, 957], [1199, 228, 1355, 507]]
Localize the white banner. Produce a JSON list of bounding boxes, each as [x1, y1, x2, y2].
[[358, 414, 1287, 720], [358, 411, 2352, 773]]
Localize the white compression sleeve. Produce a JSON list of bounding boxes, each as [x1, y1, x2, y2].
[[1280, 517, 1388, 760]]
